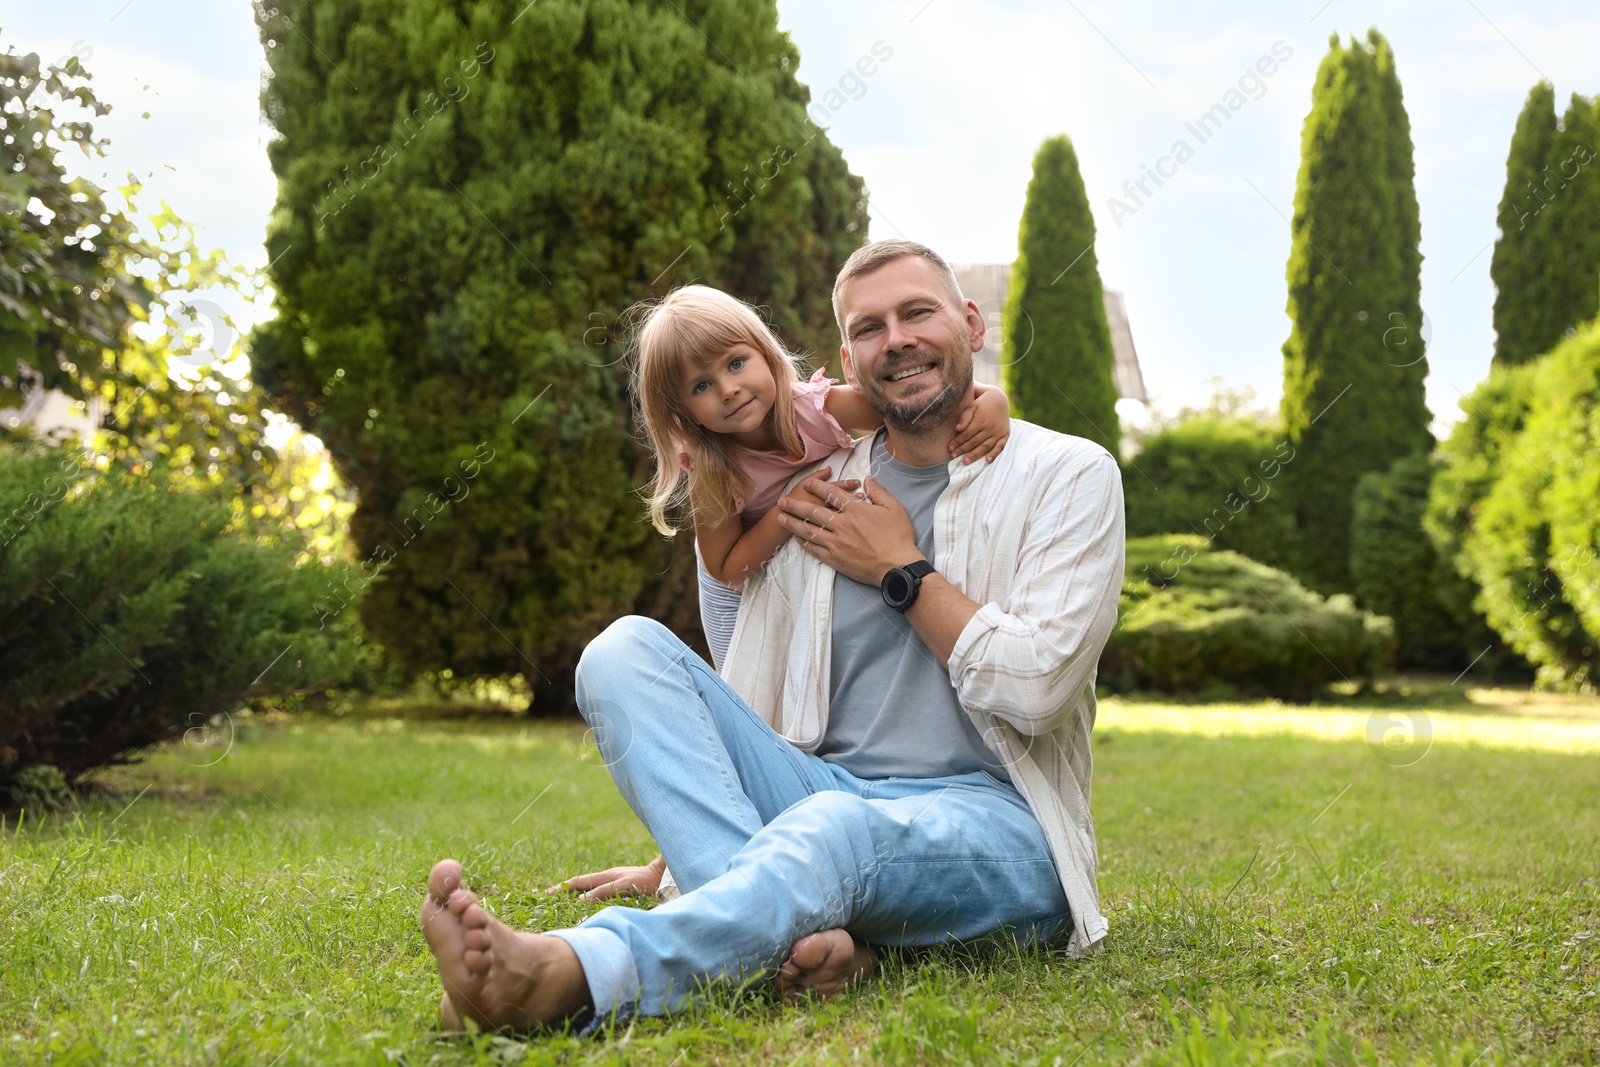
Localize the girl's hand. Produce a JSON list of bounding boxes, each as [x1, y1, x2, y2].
[[545, 855, 665, 901], [781, 467, 864, 512], [949, 385, 1011, 464]]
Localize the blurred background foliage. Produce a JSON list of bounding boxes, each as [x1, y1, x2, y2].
[[1103, 535, 1394, 701], [4, 16, 1600, 808], [248, 0, 868, 712]]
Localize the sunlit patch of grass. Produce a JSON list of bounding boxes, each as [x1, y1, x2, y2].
[[4, 697, 1598, 1065], [1099, 699, 1600, 756]]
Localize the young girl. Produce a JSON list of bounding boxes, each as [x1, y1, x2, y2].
[[633, 285, 1010, 671]]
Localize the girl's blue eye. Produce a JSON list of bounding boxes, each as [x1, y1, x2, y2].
[[691, 381, 709, 394], [729, 357, 745, 371]]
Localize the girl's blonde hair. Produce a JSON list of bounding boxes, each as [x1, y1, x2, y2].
[[633, 286, 804, 536]]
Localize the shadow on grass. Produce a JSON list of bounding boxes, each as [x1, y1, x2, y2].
[[1106, 672, 1600, 719]]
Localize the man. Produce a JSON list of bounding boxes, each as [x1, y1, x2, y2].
[[419, 239, 1125, 1031]]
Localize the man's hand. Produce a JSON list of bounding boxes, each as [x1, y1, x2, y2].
[[776, 472, 921, 586], [545, 854, 665, 901]]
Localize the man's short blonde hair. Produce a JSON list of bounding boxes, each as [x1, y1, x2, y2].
[[831, 239, 964, 338]]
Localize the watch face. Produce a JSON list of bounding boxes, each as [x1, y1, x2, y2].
[[883, 569, 911, 606]]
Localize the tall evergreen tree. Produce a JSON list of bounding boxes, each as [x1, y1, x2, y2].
[[251, 0, 866, 709], [1002, 135, 1119, 457], [1280, 29, 1432, 593], [1491, 82, 1560, 367], [1491, 87, 1600, 367], [1538, 94, 1600, 346]]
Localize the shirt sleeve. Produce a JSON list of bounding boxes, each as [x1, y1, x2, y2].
[[793, 368, 857, 451], [946, 448, 1125, 736]]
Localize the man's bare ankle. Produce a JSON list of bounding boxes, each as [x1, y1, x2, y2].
[[537, 935, 595, 1020]]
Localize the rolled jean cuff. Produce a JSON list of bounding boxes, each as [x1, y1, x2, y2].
[[546, 925, 638, 1033]]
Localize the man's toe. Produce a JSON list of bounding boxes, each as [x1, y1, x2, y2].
[[428, 860, 463, 902], [439, 992, 463, 1031], [789, 931, 835, 971]]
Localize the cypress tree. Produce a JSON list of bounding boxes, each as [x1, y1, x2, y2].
[[1490, 82, 1560, 367], [1279, 29, 1432, 593], [1002, 135, 1120, 457], [1538, 94, 1600, 346], [1491, 87, 1600, 367], [251, 0, 866, 708]]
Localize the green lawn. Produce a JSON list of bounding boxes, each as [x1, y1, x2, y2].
[[3, 687, 1598, 1066]]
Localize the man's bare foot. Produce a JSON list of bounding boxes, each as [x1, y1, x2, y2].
[[772, 928, 878, 1000], [419, 859, 593, 1030]]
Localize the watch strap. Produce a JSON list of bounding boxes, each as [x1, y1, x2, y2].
[[882, 559, 936, 613]]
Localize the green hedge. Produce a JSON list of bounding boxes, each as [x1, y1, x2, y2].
[[1102, 535, 1393, 700], [1425, 360, 1540, 573], [1447, 322, 1600, 689], [1, 444, 354, 802], [1122, 416, 1299, 574], [1350, 453, 1497, 670]]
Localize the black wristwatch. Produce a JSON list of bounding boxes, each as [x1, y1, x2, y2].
[[880, 560, 936, 613]]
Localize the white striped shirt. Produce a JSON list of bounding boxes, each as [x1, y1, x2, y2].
[[725, 420, 1125, 956]]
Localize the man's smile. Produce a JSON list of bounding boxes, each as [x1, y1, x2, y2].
[[883, 361, 937, 384]]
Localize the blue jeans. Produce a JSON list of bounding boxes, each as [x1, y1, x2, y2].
[[549, 616, 1071, 1021]]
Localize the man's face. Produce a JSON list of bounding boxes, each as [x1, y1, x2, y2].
[[835, 257, 984, 434]]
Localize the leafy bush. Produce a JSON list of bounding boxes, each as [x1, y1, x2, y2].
[[1425, 360, 1541, 572], [8, 765, 73, 814], [1122, 415, 1298, 573], [251, 0, 866, 708], [1350, 453, 1500, 671], [1101, 535, 1393, 700], [1450, 322, 1600, 689], [0, 444, 353, 801], [0, 44, 151, 411]]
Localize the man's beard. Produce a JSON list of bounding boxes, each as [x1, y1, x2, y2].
[[861, 335, 975, 436]]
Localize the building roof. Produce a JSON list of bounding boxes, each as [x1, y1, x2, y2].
[[950, 262, 1147, 403]]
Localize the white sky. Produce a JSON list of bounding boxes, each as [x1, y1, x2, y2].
[[4, 0, 1596, 433]]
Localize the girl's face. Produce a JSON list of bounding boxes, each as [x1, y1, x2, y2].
[[680, 341, 777, 440]]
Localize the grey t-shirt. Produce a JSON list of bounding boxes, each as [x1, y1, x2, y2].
[[817, 430, 1011, 782]]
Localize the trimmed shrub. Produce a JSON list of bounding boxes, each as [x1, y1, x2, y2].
[[0, 444, 353, 800], [1425, 360, 1541, 573], [1350, 453, 1496, 670], [1122, 415, 1298, 573], [1456, 322, 1600, 689], [1102, 535, 1393, 700]]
